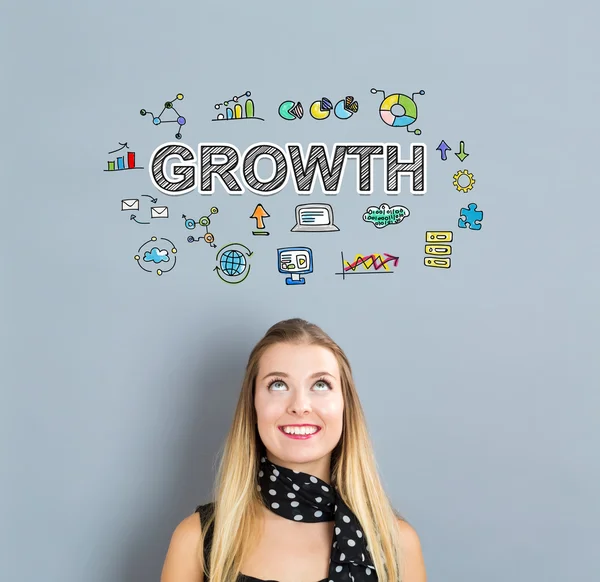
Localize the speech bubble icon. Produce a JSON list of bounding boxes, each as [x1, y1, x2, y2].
[[362, 203, 410, 229]]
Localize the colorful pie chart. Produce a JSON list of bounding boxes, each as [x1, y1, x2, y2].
[[379, 94, 419, 127]]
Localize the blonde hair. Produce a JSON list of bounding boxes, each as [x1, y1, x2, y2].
[[197, 318, 406, 581]]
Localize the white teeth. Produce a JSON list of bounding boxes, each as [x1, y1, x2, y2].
[[282, 426, 318, 435]]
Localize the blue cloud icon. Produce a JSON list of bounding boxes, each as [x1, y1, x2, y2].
[[143, 247, 170, 263]]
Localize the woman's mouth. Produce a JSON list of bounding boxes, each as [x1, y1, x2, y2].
[[278, 425, 321, 440]]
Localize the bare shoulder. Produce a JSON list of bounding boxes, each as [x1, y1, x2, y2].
[[160, 512, 203, 582], [396, 517, 427, 582]]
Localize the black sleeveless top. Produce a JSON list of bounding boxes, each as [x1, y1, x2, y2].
[[194, 502, 327, 582]]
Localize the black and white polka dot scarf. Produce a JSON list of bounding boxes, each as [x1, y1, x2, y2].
[[257, 456, 377, 581]]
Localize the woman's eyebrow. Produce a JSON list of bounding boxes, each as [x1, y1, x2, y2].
[[260, 371, 336, 381]]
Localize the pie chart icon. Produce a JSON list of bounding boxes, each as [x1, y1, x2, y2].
[[310, 97, 333, 120]]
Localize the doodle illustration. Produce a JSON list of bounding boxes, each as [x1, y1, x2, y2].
[[214, 243, 252, 284], [453, 169, 475, 193], [150, 206, 168, 219], [310, 97, 334, 120], [334, 96, 359, 119], [105, 143, 143, 171], [458, 203, 483, 230], [277, 247, 313, 285], [424, 231, 453, 269], [334, 252, 398, 280], [250, 204, 270, 236], [436, 141, 451, 161], [363, 203, 410, 229], [370, 88, 425, 134], [184, 207, 218, 247], [130, 215, 149, 225], [121, 199, 139, 212], [140, 94, 186, 139], [213, 91, 263, 121], [278, 100, 304, 120], [134, 236, 177, 275], [291, 203, 339, 232], [455, 141, 469, 162]]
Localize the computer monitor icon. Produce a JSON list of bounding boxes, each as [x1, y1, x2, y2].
[[277, 247, 313, 285], [291, 203, 339, 232]]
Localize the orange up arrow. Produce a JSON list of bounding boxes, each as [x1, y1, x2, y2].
[[250, 204, 270, 230]]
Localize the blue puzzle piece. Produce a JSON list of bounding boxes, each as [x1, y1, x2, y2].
[[458, 203, 483, 230]]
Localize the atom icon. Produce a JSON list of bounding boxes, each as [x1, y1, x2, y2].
[[453, 169, 475, 193], [140, 94, 186, 139]]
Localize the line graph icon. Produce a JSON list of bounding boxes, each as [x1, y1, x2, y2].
[[334, 252, 399, 280], [213, 90, 263, 121], [140, 93, 186, 139]]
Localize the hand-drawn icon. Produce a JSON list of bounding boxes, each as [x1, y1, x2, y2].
[[424, 231, 453, 268], [334, 252, 398, 280], [142, 194, 158, 204], [291, 203, 339, 232], [363, 203, 409, 229], [334, 96, 359, 119], [250, 204, 270, 236], [130, 214, 149, 225], [214, 243, 252, 284], [213, 91, 263, 121], [453, 169, 475, 193], [277, 247, 313, 285], [134, 236, 177, 275], [455, 141, 469, 162], [436, 140, 451, 161], [140, 94, 186, 139], [121, 199, 139, 211], [105, 143, 143, 172], [183, 206, 218, 247], [370, 88, 425, 134], [278, 100, 304, 120], [310, 97, 334, 120], [458, 203, 483, 230], [151, 206, 169, 219]]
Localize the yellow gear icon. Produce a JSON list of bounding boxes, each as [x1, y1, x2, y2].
[[453, 169, 475, 193]]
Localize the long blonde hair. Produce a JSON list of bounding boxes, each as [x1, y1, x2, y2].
[[197, 318, 406, 581]]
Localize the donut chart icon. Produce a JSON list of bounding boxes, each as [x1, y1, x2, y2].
[[370, 88, 425, 134]]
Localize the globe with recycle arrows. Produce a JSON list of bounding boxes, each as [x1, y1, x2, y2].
[[219, 249, 246, 276]]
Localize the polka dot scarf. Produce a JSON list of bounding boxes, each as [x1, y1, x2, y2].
[[257, 456, 377, 581]]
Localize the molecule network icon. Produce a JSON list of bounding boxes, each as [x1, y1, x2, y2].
[[371, 88, 425, 134], [184, 206, 219, 247], [140, 93, 186, 139]]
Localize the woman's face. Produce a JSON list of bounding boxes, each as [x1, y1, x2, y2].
[[254, 342, 344, 482]]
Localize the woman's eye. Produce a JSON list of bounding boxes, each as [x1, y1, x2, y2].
[[270, 381, 286, 390], [314, 381, 330, 390]]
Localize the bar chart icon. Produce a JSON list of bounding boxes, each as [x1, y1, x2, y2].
[[104, 143, 143, 172], [424, 231, 453, 268], [212, 91, 264, 121]]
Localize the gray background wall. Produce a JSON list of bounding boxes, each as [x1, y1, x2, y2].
[[2, 1, 597, 581]]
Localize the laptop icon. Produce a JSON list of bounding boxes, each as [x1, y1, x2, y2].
[[290, 203, 339, 232]]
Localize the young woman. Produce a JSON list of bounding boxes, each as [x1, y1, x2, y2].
[[161, 318, 426, 582]]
